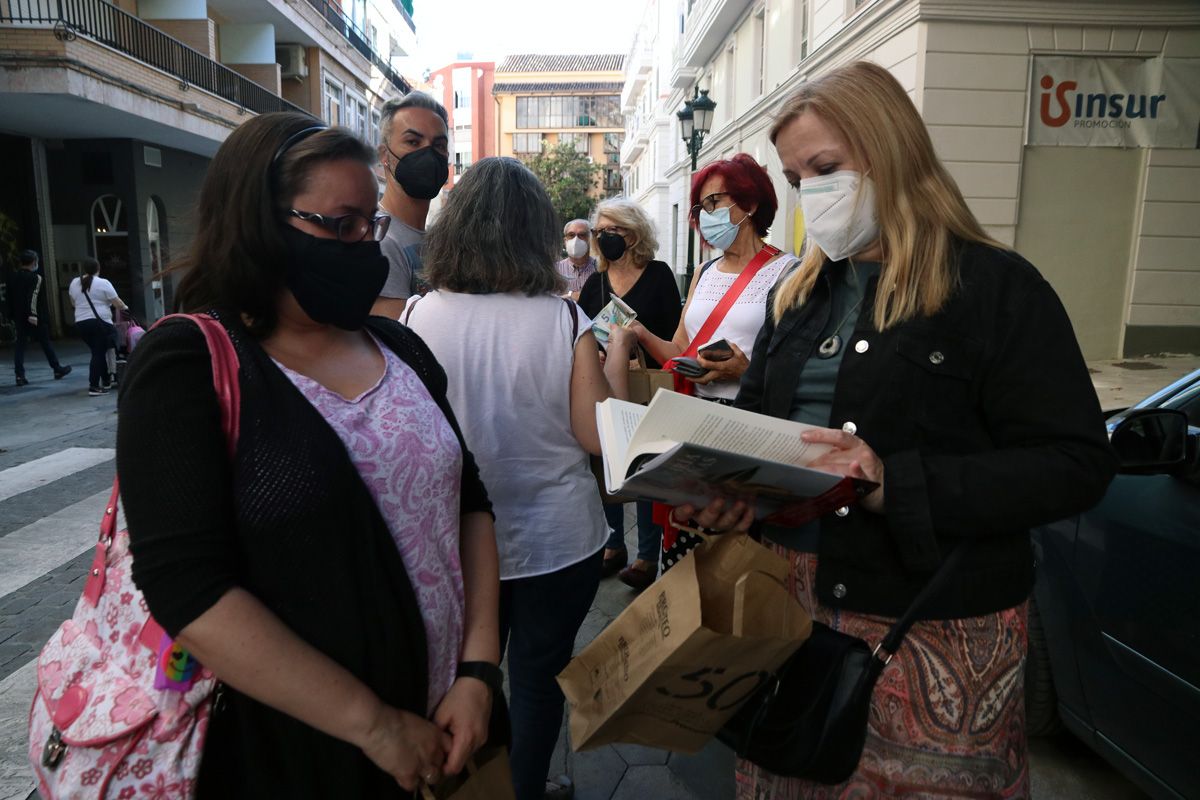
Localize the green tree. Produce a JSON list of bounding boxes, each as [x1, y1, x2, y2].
[[527, 141, 603, 226]]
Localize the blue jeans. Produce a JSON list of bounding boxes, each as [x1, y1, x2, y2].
[[603, 500, 662, 562], [499, 551, 602, 800], [13, 322, 63, 379]]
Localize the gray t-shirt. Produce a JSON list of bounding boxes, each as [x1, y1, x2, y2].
[[380, 218, 426, 300]]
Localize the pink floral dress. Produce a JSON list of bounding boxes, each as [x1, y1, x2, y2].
[[274, 338, 466, 713]]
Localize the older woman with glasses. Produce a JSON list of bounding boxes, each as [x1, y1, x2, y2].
[[625, 154, 797, 403], [618, 154, 799, 571], [116, 114, 502, 797], [577, 199, 682, 591]]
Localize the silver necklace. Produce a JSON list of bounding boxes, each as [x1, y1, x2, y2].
[[811, 260, 868, 359], [816, 297, 864, 359]]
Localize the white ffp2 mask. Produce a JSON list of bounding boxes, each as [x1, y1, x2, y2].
[[565, 237, 589, 259], [798, 171, 880, 262]]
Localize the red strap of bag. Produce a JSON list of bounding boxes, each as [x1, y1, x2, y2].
[[83, 313, 240, 607], [666, 244, 780, 396]]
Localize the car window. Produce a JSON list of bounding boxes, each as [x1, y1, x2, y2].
[[1163, 383, 1200, 428]]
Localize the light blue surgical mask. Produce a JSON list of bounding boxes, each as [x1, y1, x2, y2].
[[698, 206, 746, 251]]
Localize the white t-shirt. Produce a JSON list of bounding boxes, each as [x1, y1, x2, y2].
[[684, 253, 799, 400], [69, 276, 121, 324], [404, 291, 607, 580]]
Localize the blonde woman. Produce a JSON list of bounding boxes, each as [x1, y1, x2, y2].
[[577, 199, 681, 590], [677, 61, 1115, 797]]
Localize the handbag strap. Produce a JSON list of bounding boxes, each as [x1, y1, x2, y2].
[[562, 296, 579, 343], [676, 244, 780, 362], [84, 313, 241, 607], [81, 279, 104, 322], [875, 542, 971, 660]]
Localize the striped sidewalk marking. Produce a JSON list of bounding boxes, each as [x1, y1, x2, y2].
[[0, 490, 123, 599], [0, 448, 114, 504]]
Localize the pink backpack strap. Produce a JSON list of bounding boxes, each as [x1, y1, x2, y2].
[[82, 313, 241, 607]]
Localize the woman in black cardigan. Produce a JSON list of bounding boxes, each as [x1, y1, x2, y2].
[[676, 62, 1116, 798], [117, 114, 501, 797]]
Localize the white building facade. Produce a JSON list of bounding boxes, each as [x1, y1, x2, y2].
[[620, 0, 1200, 359]]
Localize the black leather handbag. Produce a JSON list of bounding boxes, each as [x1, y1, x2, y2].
[[718, 544, 968, 784]]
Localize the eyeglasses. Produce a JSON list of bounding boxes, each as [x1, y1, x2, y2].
[[564, 231, 590, 240], [288, 209, 391, 243], [593, 225, 628, 237], [690, 192, 732, 218]]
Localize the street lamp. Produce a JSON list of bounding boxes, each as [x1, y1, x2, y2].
[[678, 87, 716, 286]]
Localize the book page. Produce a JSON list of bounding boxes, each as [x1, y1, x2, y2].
[[596, 399, 648, 491], [626, 391, 831, 469]]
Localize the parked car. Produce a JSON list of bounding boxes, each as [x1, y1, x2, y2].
[[1029, 369, 1200, 800]]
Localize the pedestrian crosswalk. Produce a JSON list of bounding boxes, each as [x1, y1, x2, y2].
[[0, 449, 114, 504], [0, 446, 117, 800]]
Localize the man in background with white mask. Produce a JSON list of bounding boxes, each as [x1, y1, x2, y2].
[[554, 219, 596, 302], [373, 93, 450, 318]]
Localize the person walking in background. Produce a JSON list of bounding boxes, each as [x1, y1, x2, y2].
[[677, 61, 1116, 799], [8, 249, 71, 386], [577, 199, 681, 591], [68, 257, 125, 396], [118, 113, 501, 796], [373, 93, 451, 316], [555, 219, 597, 302], [405, 156, 632, 800]]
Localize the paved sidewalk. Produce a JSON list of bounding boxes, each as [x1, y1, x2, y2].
[[545, 505, 732, 800], [1087, 354, 1200, 413]]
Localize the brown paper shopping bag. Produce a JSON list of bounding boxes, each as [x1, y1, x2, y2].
[[557, 534, 812, 753], [625, 349, 675, 406], [626, 366, 675, 405], [419, 747, 515, 800]]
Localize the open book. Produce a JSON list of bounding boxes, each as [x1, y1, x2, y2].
[[596, 391, 876, 526]]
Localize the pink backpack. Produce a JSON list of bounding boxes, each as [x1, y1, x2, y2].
[[28, 314, 239, 799]]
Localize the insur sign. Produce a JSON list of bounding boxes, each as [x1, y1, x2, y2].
[[1029, 55, 1200, 148]]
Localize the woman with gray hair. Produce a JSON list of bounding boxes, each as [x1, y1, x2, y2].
[[404, 156, 632, 800], [577, 198, 682, 591]]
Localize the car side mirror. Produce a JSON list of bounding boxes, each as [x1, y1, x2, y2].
[[1109, 408, 1189, 474]]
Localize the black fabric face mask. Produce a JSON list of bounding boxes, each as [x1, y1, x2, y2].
[[391, 146, 449, 201], [598, 231, 628, 262], [279, 225, 389, 331]]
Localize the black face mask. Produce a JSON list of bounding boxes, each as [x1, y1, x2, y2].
[[279, 226, 389, 331], [391, 146, 449, 201], [597, 231, 628, 262]]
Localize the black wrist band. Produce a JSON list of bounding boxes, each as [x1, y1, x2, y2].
[[456, 661, 503, 694]]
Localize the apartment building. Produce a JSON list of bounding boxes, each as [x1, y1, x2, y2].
[[622, 0, 1200, 358], [427, 61, 496, 188], [493, 54, 626, 200], [0, 0, 416, 334]]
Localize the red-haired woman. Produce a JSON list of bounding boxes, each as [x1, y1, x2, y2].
[[611, 153, 798, 571], [615, 153, 797, 404]]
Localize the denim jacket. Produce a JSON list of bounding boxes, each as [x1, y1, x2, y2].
[[736, 240, 1117, 619]]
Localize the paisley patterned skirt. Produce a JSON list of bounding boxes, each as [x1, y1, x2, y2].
[[736, 545, 1030, 799]]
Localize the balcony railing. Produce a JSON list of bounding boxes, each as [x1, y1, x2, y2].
[[301, 0, 411, 95], [1, 0, 309, 117]]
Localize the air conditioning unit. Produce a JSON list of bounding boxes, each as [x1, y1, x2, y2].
[[277, 45, 308, 80]]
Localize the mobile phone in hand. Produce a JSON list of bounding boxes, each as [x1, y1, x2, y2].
[[672, 357, 707, 377], [698, 338, 734, 361]]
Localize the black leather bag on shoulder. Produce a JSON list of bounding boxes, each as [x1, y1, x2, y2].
[[717, 544, 969, 784]]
